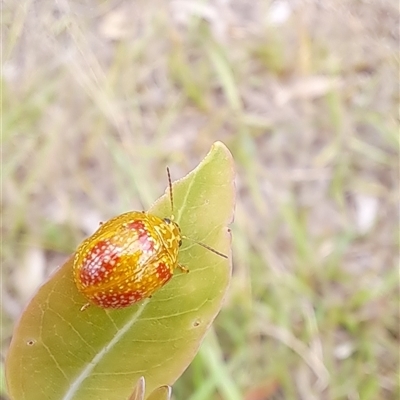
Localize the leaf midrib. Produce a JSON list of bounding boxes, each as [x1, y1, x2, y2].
[[61, 300, 149, 400]]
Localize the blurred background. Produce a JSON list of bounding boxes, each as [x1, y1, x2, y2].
[[1, 1, 399, 399]]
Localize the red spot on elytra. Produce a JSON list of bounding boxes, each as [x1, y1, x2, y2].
[[156, 262, 172, 282], [92, 290, 144, 308], [79, 239, 120, 287], [127, 220, 145, 231], [127, 220, 154, 252]]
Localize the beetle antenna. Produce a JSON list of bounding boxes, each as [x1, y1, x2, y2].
[[182, 235, 228, 259], [166, 167, 174, 218], [166, 168, 227, 259]]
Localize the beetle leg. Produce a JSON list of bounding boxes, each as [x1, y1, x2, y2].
[[80, 303, 90, 312], [178, 263, 189, 273]]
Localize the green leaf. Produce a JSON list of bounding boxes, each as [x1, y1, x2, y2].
[[6, 141, 235, 400]]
